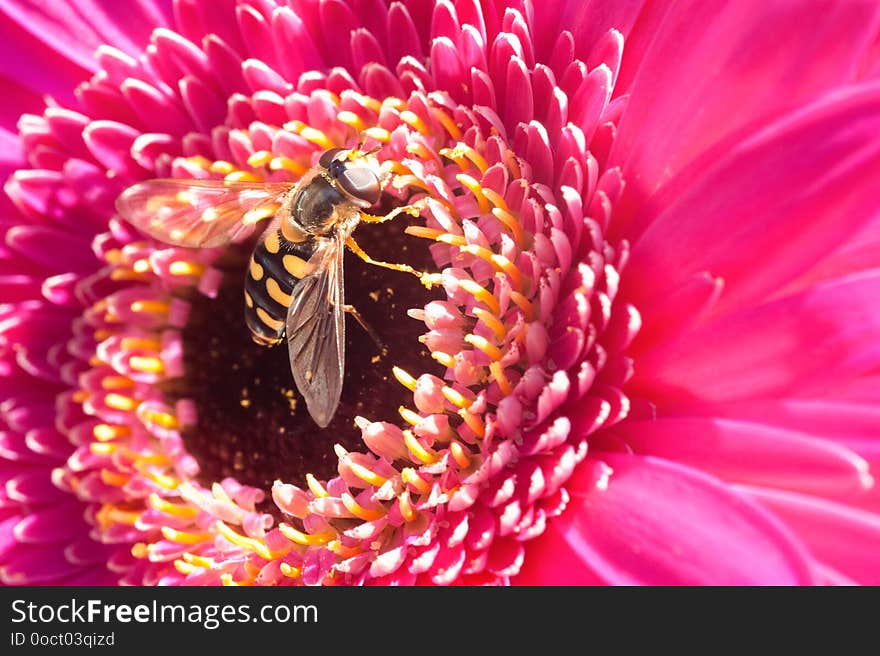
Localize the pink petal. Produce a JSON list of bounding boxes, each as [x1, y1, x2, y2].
[[739, 485, 880, 584], [531, 0, 650, 68], [632, 271, 880, 404], [615, 417, 873, 500], [514, 454, 816, 585], [610, 0, 880, 236], [622, 83, 880, 317], [0, 0, 173, 101]]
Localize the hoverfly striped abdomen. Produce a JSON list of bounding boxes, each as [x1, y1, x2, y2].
[[243, 224, 319, 346]]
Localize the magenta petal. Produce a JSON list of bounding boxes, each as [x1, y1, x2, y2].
[[531, 0, 650, 66], [633, 271, 880, 404], [0, 0, 173, 102], [739, 485, 880, 584], [610, 0, 880, 220], [616, 417, 873, 500], [513, 454, 816, 585], [623, 83, 880, 316]]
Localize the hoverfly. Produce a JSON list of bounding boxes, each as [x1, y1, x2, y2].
[[116, 147, 400, 428]]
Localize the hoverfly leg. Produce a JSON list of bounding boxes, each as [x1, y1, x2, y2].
[[345, 236, 432, 286], [342, 304, 385, 353], [358, 202, 423, 224]]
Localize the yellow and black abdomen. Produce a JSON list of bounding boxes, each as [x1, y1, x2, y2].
[[244, 228, 318, 345]]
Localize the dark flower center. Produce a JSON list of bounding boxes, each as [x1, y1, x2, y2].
[[175, 209, 441, 492]]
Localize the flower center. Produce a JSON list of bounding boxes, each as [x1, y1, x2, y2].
[[176, 216, 441, 491]]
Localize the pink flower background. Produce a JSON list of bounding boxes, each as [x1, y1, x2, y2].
[[1, 0, 879, 585]]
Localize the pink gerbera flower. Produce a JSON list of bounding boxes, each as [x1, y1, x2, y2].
[[2, 0, 879, 586]]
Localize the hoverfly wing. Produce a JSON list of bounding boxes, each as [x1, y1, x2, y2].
[[285, 234, 347, 428], [115, 178, 292, 248]]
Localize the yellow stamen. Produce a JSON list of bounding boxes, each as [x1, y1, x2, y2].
[[350, 91, 383, 113], [278, 523, 335, 546], [392, 173, 434, 195], [403, 430, 439, 465], [398, 491, 416, 522], [269, 156, 308, 175], [491, 206, 525, 249], [246, 150, 274, 168], [215, 521, 289, 560], [224, 170, 262, 183], [142, 409, 179, 430], [97, 504, 141, 528], [459, 244, 525, 291], [337, 110, 365, 132], [398, 406, 423, 427], [101, 376, 135, 390], [182, 552, 216, 568], [431, 107, 462, 139], [132, 259, 150, 274], [121, 337, 162, 351], [104, 393, 138, 411], [280, 563, 302, 579], [149, 493, 198, 519], [392, 366, 417, 391], [130, 299, 170, 315], [459, 409, 486, 438], [473, 307, 507, 341], [168, 261, 205, 276], [103, 249, 124, 265], [458, 279, 501, 315], [340, 492, 386, 521], [456, 173, 491, 214], [401, 468, 431, 494], [305, 473, 329, 498], [72, 389, 90, 403], [221, 573, 254, 586], [208, 160, 236, 175], [441, 386, 472, 409], [347, 460, 388, 487], [90, 442, 116, 456], [400, 109, 430, 136], [406, 141, 438, 163], [93, 423, 130, 442], [504, 148, 522, 179], [450, 441, 472, 468], [110, 268, 150, 282], [460, 143, 489, 173], [161, 526, 212, 545], [184, 155, 213, 170], [489, 361, 514, 396], [174, 560, 199, 575], [129, 355, 164, 374], [465, 333, 504, 361], [131, 543, 149, 559], [510, 291, 535, 321], [363, 126, 391, 143], [100, 469, 129, 487], [404, 225, 467, 246], [382, 97, 406, 111], [328, 540, 363, 559], [93, 329, 114, 341], [122, 448, 169, 466], [431, 351, 455, 368], [283, 121, 335, 149], [210, 482, 234, 505], [133, 463, 178, 490]]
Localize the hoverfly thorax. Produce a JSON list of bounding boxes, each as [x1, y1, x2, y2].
[[115, 145, 394, 429]]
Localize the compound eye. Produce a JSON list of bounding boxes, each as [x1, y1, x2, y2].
[[337, 167, 381, 205], [318, 148, 346, 169]]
